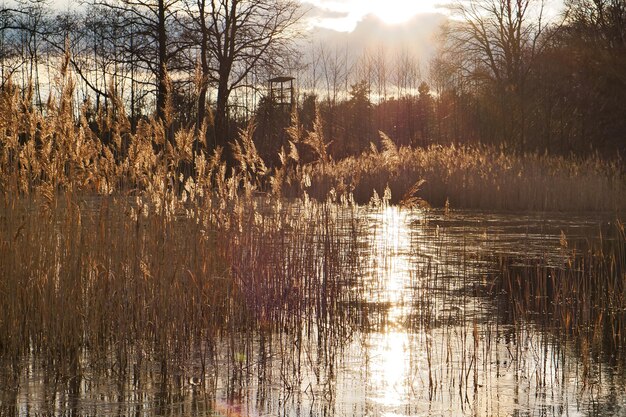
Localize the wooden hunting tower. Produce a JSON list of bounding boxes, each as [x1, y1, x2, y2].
[[268, 76, 295, 107], [257, 76, 296, 166]]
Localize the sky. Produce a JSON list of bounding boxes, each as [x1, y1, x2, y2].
[[298, 0, 566, 80], [302, 0, 446, 32], [299, 0, 452, 78], [302, 0, 565, 33]]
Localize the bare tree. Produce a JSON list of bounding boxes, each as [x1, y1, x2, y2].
[[0, 6, 25, 84], [373, 45, 388, 102], [185, 0, 303, 151], [352, 48, 375, 103], [442, 0, 553, 149], [94, 0, 182, 123], [318, 43, 349, 107], [393, 49, 421, 144], [12, 0, 52, 106]]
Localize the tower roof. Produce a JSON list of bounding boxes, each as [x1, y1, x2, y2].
[[268, 76, 295, 83]]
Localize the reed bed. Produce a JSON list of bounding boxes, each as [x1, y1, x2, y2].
[[0, 68, 365, 415], [0, 193, 366, 415], [307, 135, 625, 211], [1, 195, 623, 415]]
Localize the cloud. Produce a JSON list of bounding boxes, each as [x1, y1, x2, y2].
[[301, 1, 358, 32], [303, 3, 350, 20], [301, 0, 447, 31], [306, 12, 448, 61], [287, 4, 451, 92]]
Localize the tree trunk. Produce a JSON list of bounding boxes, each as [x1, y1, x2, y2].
[[156, 0, 168, 123], [196, 0, 209, 151], [213, 79, 229, 151], [130, 29, 137, 134]]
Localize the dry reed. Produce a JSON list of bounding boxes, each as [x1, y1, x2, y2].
[[305, 136, 625, 211]]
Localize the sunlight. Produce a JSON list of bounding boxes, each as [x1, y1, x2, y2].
[[375, 206, 413, 324], [366, 207, 416, 409], [307, 0, 441, 31], [368, 331, 410, 407]]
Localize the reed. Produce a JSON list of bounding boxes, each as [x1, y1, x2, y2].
[[0, 68, 366, 416], [306, 136, 625, 211], [0, 189, 366, 416]]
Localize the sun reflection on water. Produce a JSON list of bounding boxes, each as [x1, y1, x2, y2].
[[367, 331, 410, 407], [365, 206, 419, 412], [372, 206, 416, 325]]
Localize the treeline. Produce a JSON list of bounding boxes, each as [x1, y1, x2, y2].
[[437, 0, 626, 156], [0, 0, 625, 163], [284, 0, 626, 160]]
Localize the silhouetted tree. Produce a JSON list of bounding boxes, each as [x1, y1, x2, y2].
[[94, 0, 182, 123], [186, 0, 303, 153], [415, 82, 434, 146], [442, 0, 551, 151], [345, 79, 372, 155]]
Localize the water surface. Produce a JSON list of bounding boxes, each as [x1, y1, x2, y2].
[[2, 206, 624, 416]]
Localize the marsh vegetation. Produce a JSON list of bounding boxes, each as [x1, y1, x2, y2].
[[0, 67, 625, 415], [1, 0, 626, 415]]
